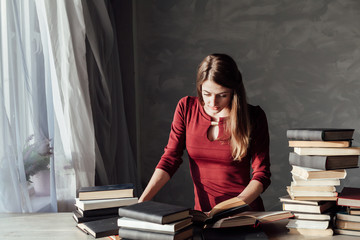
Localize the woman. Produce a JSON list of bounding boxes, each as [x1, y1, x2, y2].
[[139, 53, 271, 212]]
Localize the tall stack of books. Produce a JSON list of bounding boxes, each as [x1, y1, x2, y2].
[[75, 183, 138, 238], [334, 187, 360, 237], [281, 128, 360, 236], [117, 201, 193, 240]]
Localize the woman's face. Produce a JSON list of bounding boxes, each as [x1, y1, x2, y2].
[[201, 80, 233, 118]]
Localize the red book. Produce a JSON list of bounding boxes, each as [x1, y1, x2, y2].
[[337, 187, 360, 208]]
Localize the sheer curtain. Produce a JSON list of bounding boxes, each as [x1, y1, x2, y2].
[[0, 0, 95, 212], [0, 0, 139, 212]]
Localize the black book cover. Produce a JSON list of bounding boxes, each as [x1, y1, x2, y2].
[[72, 211, 118, 223], [118, 201, 190, 224], [77, 217, 118, 238], [287, 128, 354, 141], [76, 206, 119, 217]]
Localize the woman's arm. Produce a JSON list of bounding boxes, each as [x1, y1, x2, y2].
[[138, 168, 170, 202], [236, 179, 263, 204]]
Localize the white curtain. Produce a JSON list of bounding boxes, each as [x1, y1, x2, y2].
[[0, 0, 96, 212]]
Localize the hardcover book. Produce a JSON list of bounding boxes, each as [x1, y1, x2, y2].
[[78, 183, 134, 200], [75, 197, 138, 211], [289, 185, 336, 192], [334, 228, 360, 236], [117, 201, 191, 224], [288, 227, 333, 236], [279, 195, 326, 206], [291, 165, 347, 180], [294, 147, 360, 156], [336, 219, 360, 231], [76, 206, 119, 217], [77, 217, 119, 238], [289, 152, 359, 170], [286, 128, 354, 141], [73, 210, 118, 223], [337, 212, 360, 222], [118, 226, 193, 240], [293, 212, 331, 221], [117, 217, 192, 234], [337, 187, 360, 207], [282, 201, 335, 214], [286, 219, 330, 230], [288, 140, 352, 148], [291, 175, 340, 186]]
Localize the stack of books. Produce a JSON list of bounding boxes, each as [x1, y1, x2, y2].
[[334, 187, 360, 236], [281, 128, 360, 236], [75, 183, 138, 238], [117, 201, 193, 240]]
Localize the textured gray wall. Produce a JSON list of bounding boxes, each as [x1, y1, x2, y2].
[[135, 0, 360, 210]]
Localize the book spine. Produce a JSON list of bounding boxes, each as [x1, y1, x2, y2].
[[289, 152, 327, 170], [287, 130, 324, 141]]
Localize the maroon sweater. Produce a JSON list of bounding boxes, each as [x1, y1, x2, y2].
[[156, 96, 271, 212]]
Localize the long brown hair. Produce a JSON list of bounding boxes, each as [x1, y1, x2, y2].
[[196, 53, 251, 160]]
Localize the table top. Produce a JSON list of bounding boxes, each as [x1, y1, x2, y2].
[[0, 213, 359, 240]]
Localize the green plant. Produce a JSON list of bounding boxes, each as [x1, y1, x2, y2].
[[23, 135, 53, 182]]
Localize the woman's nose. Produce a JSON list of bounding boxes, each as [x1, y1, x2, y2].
[[208, 96, 216, 106]]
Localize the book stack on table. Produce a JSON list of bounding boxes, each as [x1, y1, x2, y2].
[[74, 183, 138, 238], [334, 187, 360, 237], [117, 201, 193, 240], [281, 128, 360, 236]]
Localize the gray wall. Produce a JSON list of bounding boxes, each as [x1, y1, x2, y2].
[[134, 0, 360, 210]]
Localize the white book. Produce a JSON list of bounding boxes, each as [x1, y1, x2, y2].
[[288, 190, 337, 197], [289, 185, 336, 192], [293, 212, 331, 221], [286, 219, 330, 230], [291, 165, 347, 180], [279, 195, 323, 206], [75, 197, 138, 211], [117, 217, 192, 234], [294, 147, 360, 156], [282, 201, 335, 214], [292, 175, 340, 186]]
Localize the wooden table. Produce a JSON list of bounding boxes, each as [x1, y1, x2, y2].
[[0, 213, 359, 239]]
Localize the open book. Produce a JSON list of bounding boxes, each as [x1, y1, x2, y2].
[[190, 197, 251, 224], [209, 211, 294, 228]]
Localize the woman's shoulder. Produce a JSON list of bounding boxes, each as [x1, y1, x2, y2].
[[177, 96, 199, 108], [247, 104, 267, 123]]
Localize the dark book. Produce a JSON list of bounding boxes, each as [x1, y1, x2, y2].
[[287, 128, 354, 141], [118, 201, 190, 224], [77, 217, 118, 238], [77, 183, 134, 200], [338, 187, 360, 208], [118, 227, 193, 240], [72, 210, 118, 223], [190, 197, 251, 224], [76, 206, 119, 217], [289, 152, 359, 170]]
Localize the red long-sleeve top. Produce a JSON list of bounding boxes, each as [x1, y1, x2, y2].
[[156, 96, 271, 212]]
